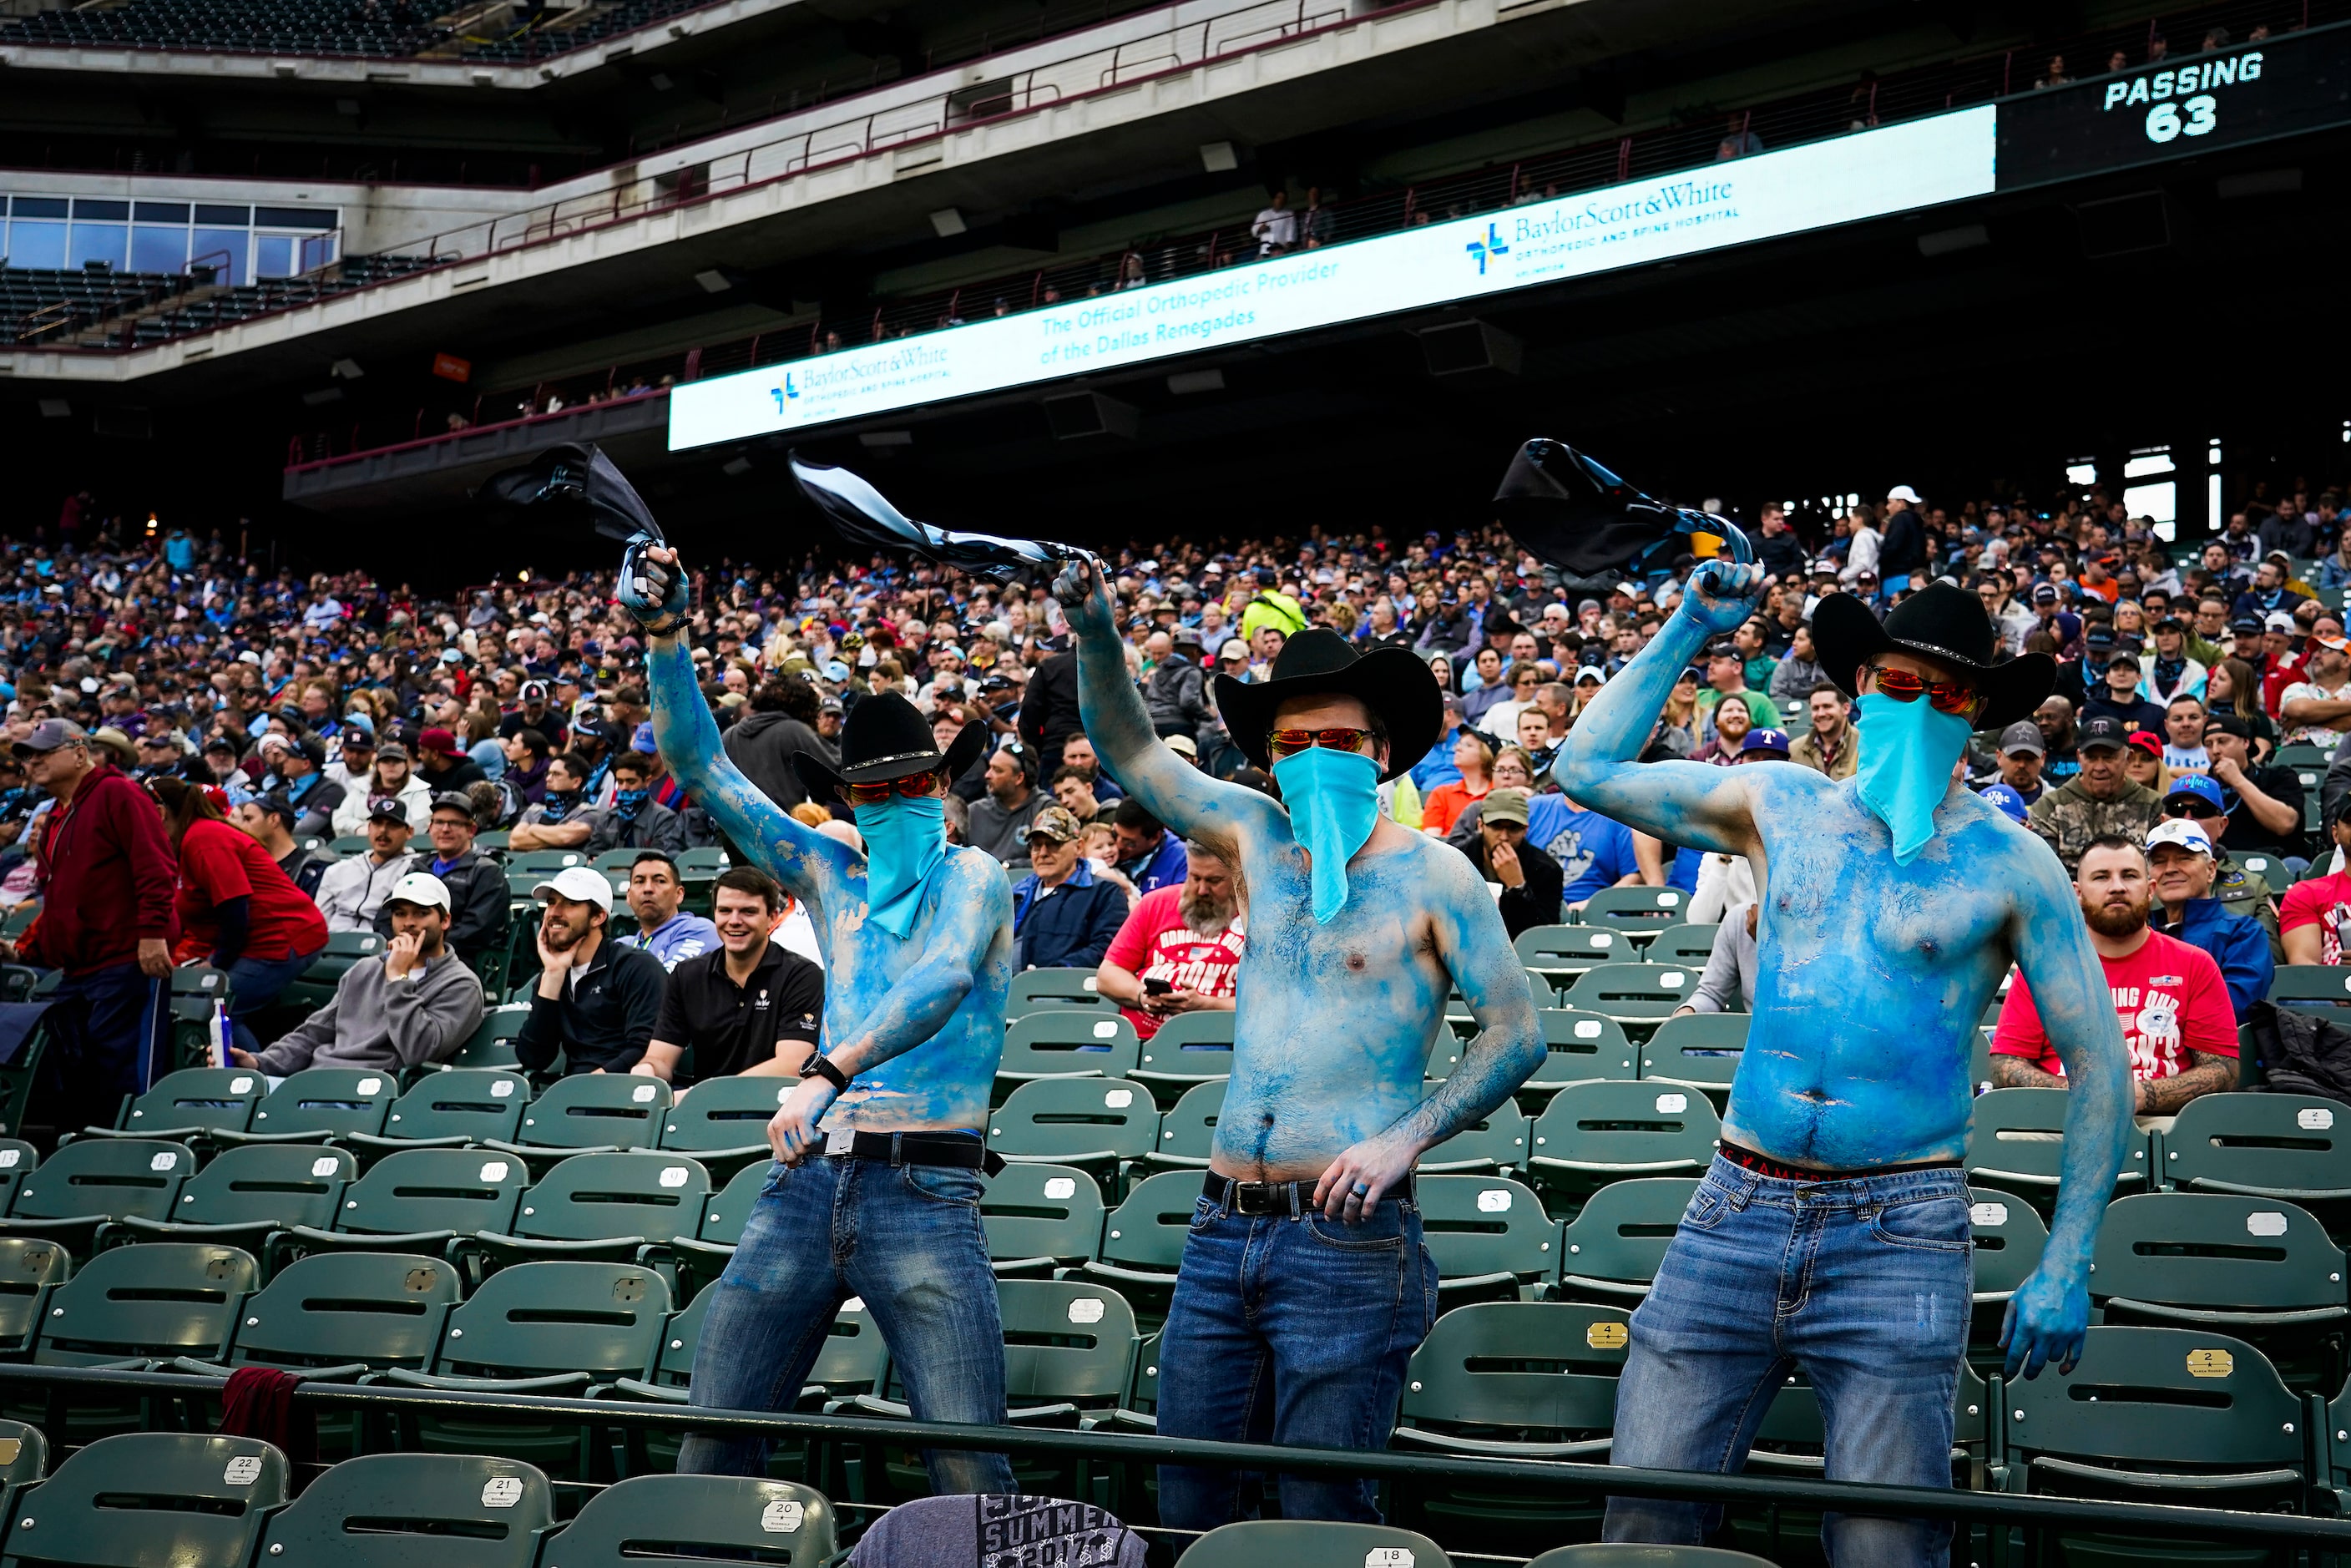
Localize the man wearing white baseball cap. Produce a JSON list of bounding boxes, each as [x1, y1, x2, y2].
[[239, 873, 487, 1076], [513, 864, 666, 1075], [2144, 817, 2274, 1022]]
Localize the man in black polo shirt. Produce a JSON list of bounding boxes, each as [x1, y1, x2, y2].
[[513, 864, 667, 1075], [635, 867, 826, 1090], [2202, 712, 2307, 860]]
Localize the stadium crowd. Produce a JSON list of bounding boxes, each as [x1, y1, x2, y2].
[[3, 472, 2350, 1129]]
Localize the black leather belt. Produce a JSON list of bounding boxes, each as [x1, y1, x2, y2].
[[826, 1130, 1006, 1176], [1202, 1171, 1415, 1216]]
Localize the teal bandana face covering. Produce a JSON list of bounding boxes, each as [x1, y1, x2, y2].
[[1852, 690, 1971, 865], [1272, 746, 1382, 923], [856, 794, 947, 938]]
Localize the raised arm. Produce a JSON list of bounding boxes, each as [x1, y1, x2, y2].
[[1552, 560, 1766, 856], [1050, 556, 1280, 857], [621, 545, 853, 906], [1312, 843, 1545, 1217], [2000, 837, 2132, 1379]]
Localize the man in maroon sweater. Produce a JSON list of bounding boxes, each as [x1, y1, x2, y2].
[[0, 721, 176, 1131]]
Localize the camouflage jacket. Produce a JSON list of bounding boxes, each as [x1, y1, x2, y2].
[[2214, 852, 2283, 959], [2025, 776, 2159, 873]]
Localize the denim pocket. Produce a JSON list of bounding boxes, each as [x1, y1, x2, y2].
[[1190, 1196, 1220, 1230], [1681, 1186, 1729, 1232], [1869, 1193, 1971, 1253], [898, 1163, 982, 1208], [1305, 1209, 1408, 1252]]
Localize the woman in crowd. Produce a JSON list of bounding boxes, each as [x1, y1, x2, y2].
[[2207, 656, 2279, 759], [331, 738, 431, 835], [2123, 730, 2170, 797], [1422, 726, 1495, 834], [150, 774, 329, 1057]]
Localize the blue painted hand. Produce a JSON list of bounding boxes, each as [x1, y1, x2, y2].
[[1049, 550, 1115, 635], [618, 542, 690, 630], [2000, 1260, 2091, 1379], [1679, 558, 1765, 635], [769, 1074, 839, 1166], [1309, 1127, 1420, 1221]]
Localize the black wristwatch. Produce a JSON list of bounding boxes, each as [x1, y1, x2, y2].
[[799, 1053, 851, 1093]]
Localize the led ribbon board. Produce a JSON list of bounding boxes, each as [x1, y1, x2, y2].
[[668, 105, 1997, 452], [1995, 23, 2351, 190]]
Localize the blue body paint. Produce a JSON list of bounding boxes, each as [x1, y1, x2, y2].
[[637, 625, 1011, 1134], [1056, 560, 1545, 1184], [1554, 561, 2131, 1377]]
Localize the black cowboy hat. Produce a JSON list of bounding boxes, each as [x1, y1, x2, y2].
[[791, 690, 988, 801], [1213, 629, 1443, 783], [1813, 582, 2055, 732]]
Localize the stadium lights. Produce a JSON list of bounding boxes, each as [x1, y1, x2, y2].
[[1199, 142, 1238, 173], [694, 270, 733, 294], [929, 209, 968, 239]]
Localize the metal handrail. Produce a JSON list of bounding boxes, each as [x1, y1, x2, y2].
[[1, 1362, 2347, 1550]]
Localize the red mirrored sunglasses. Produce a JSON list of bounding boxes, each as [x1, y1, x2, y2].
[[1267, 726, 1378, 759], [1867, 664, 1978, 717], [840, 772, 944, 806]]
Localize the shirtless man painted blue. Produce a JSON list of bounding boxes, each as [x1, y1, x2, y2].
[[1052, 556, 1546, 1527], [622, 543, 1018, 1494], [1556, 566, 2131, 1567]]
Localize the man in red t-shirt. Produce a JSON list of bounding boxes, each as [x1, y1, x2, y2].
[[2282, 793, 2351, 965], [1095, 843, 1244, 1039], [1993, 832, 2237, 1115]]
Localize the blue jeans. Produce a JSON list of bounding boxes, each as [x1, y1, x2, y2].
[[679, 1151, 1015, 1494], [1605, 1155, 1971, 1568], [225, 943, 325, 1056], [1155, 1181, 1438, 1527]]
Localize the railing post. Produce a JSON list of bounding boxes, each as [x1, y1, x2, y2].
[[1616, 137, 1631, 181]]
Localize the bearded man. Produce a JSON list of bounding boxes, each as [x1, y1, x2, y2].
[[1096, 842, 1246, 1039]]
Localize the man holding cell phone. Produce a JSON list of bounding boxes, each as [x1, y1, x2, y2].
[[1095, 841, 1245, 1041]]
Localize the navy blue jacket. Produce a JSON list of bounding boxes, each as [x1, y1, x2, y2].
[[2158, 897, 2276, 1023], [1011, 861, 1129, 972]]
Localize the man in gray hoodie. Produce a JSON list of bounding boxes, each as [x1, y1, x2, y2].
[[238, 872, 486, 1075]]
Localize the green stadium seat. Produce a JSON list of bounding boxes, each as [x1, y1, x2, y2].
[[1964, 1187, 2048, 1309], [1645, 923, 1725, 969], [2269, 964, 2351, 1019], [1079, 1169, 1197, 1316], [0, 1434, 286, 1568], [980, 1161, 1105, 1277], [1182, 1520, 1453, 1568], [343, 1070, 531, 1160], [996, 1010, 1140, 1085], [379, 1259, 672, 1476], [667, 1158, 771, 1302], [1130, 1009, 1234, 1100], [655, 1075, 783, 1181], [1528, 1080, 1722, 1208], [1515, 924, 1635, 998], [506, 849, 590, 876], [1555, 1177, 1701, 1304], [544, 1474, 837, 1568], [1560, 963, 1698, 1030], [0, 1239, 68, 1357], [488, 1074, 670, 1170], [273, 1146, 527, 1267], [197, 1251, 459, 1379], [463, 1151, 710, 1276], [1524, 1010, 1640, 1093], [0, 1420, 44, 1517], [101, 1141, 354, 1253], [2, 1137, 193, 1255], [1965, 1087, 2149, 1206], [34, 1242, 256, 1367], [1143, 1079, 1224, 1171], [1576, 886, 1690, 941], [1394, 1300, 1625, 1459], [82, 1065, 262, 1141], [2089, 1192, 2348, 1387], [277, 929, 387, 1013], [1416, 1174, 1558, 1303], [1008, 969, 1115, 1016], [1641, 1013, 1748, 1095], [212, 1067, 399, 1146], [1991, 1327, 2305, 1505], [1423, 1097, 1529, 1174], [446, 1004, 532, 1072], [0, 1143, 34, 1216], [987, 1078, 1160, 1194], [2160, 1092, 2351, 1217], [1105, 1328, 1161, 1434], [254, 1452, 553, 1568]]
